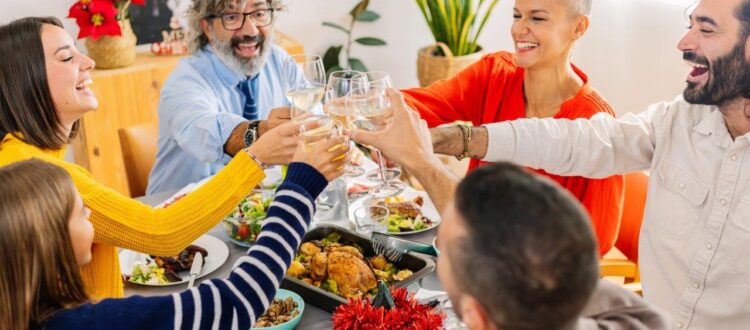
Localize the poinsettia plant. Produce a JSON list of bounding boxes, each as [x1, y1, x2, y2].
[[68, 0, 144, 40], [332, 287, 443, 330]]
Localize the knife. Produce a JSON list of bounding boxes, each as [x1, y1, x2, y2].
[[187, 252, 203, 289]]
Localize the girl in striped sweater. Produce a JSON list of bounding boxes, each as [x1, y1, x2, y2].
[[0, 135, 347, 330]]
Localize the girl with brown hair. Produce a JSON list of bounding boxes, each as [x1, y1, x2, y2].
[[0, 16, 313, 300], [0, 137, 343, 329]]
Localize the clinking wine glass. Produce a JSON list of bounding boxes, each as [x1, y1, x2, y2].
[[299, 115, 345, 211], [347, 86, 405, 198], [351, 71, 402, 183], [325, 70, 366, 177], [283, 54, 326, 121]]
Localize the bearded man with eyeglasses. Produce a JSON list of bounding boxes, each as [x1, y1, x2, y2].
[[148, 0, 299, 195]]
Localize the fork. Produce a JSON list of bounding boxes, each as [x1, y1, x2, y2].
[[370, 231, 439, 262]]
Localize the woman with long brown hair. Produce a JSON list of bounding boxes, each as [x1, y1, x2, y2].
[[1, 139, 343, 329], [0, 16, 307, 300]]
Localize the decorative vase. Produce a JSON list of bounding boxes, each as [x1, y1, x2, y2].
[[416, 42, 484, 87], [85, 19, 137, 69]]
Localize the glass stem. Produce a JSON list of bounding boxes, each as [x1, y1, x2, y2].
[[375, 149, 388, 185]]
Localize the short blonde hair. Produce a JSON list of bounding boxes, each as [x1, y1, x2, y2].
[[567, 0, 592, 16]]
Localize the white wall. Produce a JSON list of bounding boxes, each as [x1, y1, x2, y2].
[[275, 0, 695, 115], [1, 0, 696, 115]]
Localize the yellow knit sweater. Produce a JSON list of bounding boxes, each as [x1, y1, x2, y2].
[[0, 134, 265, 300]]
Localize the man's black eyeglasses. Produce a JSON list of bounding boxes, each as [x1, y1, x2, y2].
[[209, 8, 275, 30]]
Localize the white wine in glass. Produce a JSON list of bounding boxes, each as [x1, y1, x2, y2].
[[326, 70, 366, 177], [287, 84, 326, 112], [347, 86, 405, 198], [299, 115, 338, 150], [283, 54, 326, 121]]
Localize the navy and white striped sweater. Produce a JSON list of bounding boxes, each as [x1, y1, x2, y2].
[[44, 163, 328, 330]]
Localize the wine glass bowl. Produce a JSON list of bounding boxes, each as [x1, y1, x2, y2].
[[325, 70, 367, 177], [345, 84, 404, 198], [283, 54, 326, 120]]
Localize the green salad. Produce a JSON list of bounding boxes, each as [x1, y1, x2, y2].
[[223, 193, 273, 245], [386, 214, 429, 233], [128, 262, 169, 285]]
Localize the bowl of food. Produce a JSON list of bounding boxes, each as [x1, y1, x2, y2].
[[222, 191, 273, 247], [252, 289, 304, 330]]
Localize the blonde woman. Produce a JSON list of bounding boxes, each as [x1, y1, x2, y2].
[[0, 17, 310, 299], [404, 0, 623, 256]]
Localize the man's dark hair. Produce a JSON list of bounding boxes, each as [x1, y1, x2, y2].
[[736, 0, 750, 38], [0, 17, 80, 149], [452, 163, 599, 330]]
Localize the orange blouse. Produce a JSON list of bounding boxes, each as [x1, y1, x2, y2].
[[403, 51, 624, 256]]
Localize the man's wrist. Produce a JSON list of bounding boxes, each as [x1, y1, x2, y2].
[[431, 127, 464, 156], [468, 126, 489, 159], [257, 120, 268, 137]]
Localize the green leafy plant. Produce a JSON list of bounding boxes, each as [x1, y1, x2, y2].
[[322, 0, 387, 75], [415, 0, 500, 56]]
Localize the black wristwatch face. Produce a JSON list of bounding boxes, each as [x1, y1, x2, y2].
[[244, 123, 258, 147]]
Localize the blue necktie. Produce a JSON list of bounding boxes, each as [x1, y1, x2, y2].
[[239, 75, 259, 121]]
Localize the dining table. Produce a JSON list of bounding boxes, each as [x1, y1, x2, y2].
[[127, 163, 449, 329]]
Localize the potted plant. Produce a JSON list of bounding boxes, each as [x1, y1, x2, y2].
[[415, 0, 500, 86], [68, 0, 145, 69], [321, 0, 387, 75]]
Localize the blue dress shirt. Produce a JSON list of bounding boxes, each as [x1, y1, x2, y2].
[[147, 45, 293, 194]]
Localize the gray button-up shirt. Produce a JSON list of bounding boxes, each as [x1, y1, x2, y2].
[[483, 95, 750, 329]]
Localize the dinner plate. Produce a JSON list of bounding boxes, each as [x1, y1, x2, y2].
[[349, 189, 441, 236], [119, 234, 229, 286]]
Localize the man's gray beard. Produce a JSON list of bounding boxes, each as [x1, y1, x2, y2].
[[209, 31, 274, 77]]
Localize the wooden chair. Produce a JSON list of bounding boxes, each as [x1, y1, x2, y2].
[[118, 122, 158, 197], [600, 171, 649, 294]]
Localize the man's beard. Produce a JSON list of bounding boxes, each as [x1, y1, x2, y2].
[[209, 29, 273, 76], [683, 40, 750, 106]]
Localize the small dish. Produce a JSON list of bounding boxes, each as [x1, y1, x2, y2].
[[222, 191, 274, 246], [251, 289, 305, 330]]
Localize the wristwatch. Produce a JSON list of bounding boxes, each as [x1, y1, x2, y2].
[[244, 120, 261, 147]]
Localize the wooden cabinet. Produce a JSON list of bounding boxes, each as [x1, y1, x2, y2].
[[72, 33, 303, 196]]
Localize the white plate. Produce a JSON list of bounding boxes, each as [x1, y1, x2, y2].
[[119, 234, 229, 286], [349, 190, 441, 236]]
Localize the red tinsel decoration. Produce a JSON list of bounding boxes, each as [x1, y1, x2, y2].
[[332, 288, 443, 330]]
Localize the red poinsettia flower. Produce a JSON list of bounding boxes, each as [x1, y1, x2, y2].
[[68, 0, 121, 40], [130, 0, 145, 5]]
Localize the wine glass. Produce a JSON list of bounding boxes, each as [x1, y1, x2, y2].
[[351, 71, 403, 183], [299, 115, 344, 211], [325, 70, 366, 177], [347, 86, 405, 198], [283, 54, 326, 120], [351, 71, 393, 93], [299, 115, 342, 150]]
